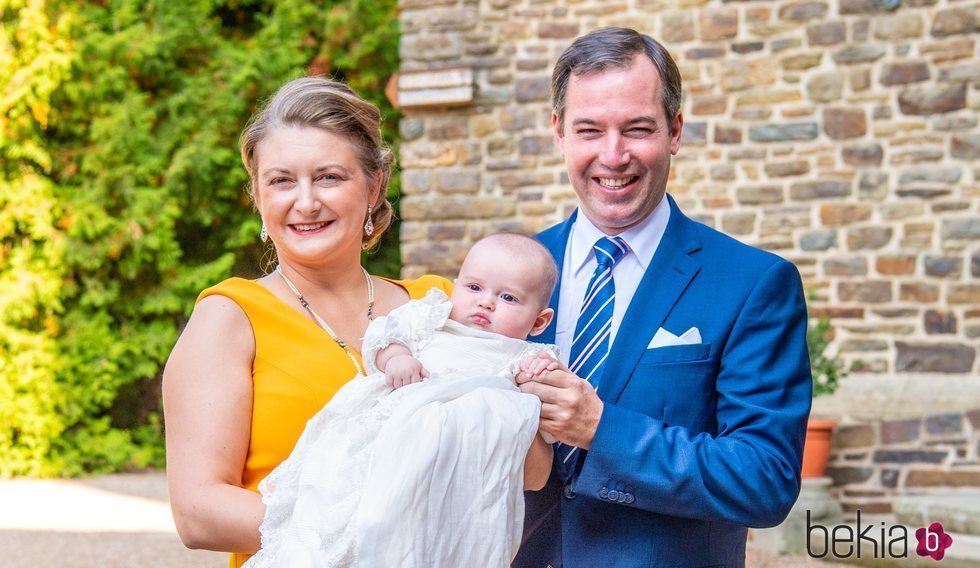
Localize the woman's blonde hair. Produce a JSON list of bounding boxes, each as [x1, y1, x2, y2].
[[240, 76, 394, 249]]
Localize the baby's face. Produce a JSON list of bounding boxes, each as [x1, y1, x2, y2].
[[450, 243, 549, 340]]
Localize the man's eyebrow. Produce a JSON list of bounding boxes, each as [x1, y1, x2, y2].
[[569, 117, 659, 127]]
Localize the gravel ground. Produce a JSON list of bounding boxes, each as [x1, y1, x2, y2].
[[0, 471, 841, 567]]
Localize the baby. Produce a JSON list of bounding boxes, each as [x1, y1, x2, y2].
[[246, 233, 558, 568]]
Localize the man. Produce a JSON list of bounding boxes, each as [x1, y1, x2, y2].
[[515, 27, 812, 567]]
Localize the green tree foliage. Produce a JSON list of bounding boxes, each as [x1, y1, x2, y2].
[[1, 0, 401, 476]]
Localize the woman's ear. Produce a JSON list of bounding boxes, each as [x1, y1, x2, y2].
[[528, 308, 555, 337]]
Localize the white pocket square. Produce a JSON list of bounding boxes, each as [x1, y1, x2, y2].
[[647, 326, 702, 349]]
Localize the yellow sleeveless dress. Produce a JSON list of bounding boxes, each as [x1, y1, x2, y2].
[[195, 274, 452, 568]]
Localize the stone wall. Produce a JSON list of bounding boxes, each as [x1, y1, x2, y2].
[[829, 408, 980, 517], [396, 0, 979, 416]]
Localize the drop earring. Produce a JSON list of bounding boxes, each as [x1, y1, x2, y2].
[[364, 205, 374, 236], [260, 223, 268, 242]]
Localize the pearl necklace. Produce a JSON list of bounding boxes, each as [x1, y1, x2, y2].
[[275, 265, 375, 376]]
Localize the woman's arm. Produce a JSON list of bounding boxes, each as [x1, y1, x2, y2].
[[163, 294, 264, 552], [523, 433, 553, 490]]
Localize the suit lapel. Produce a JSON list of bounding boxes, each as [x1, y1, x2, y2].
[[534, 211, 577, 345], [599, 195, 703, 405]]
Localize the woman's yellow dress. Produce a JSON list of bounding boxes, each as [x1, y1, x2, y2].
[[196, 274, 452, 568]]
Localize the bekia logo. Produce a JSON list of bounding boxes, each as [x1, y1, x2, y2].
[[807, 510, 954, 561]]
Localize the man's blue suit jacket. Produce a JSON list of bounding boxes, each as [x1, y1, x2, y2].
[[514, 195, 812, 568]]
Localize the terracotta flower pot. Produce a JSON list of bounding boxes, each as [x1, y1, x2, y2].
[[801, 418, 837, 479]]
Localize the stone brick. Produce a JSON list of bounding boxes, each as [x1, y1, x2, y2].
[[778, 1, 828, 21], [839, 281, 891, 303], [931, 7, 976, 37], [731, 41, 764, 54], [499, 108, 537, 132], [938, 64, 980, 85], [895, 342, 976, 373], [809, 306, 865, 319], [686, 47, 725, 60], [898, 84, 967, 115], [729, 148, 767, 160], [924, 310, 957, 335], [849, 68, 871, 91], [402, 170, 431, 194], [737, 185, 783, 205], [827, 466, 874, 486], [710, 164, 736, 181], [875, 254, 915, 275], [920, 37, 975, 63], [833, 45, 886, 64], [924, 256, 962, 278], [824, 257, 867, 276], [974, 252, 980, 277], [891, 147, 944, 164], [874, 449, 949, 464], [750, 123, 819, 142], [428, 116, 469, 140], [951, 134, 980, 160], [906, 469, 980, 488], [516, 58, 548, 71], [871, 307, 918, 318], [722, 212, 755, 235], [880, 61, 930, 85], [715, 127, 742, 144], [691, 94, 726, 115], [839, 0, 879, 14], [400, 117, 425, 141], [682, 123, 707, 145], [949, 284, 980, 305], [401, 141, 458, 168], [537, 22, 579, 38], [842, 143, 883, 166], [880, 469, 899, 488], [469, 115, 497, 137], [834, 424, 875, 448], [840, 339, 888, 352], [765, 161, 809, 177], [858, 172, 888, 200], [517, 135, 554, 156], [495, 171, 554, 190], [806, 71, 843, 101], [881, 418, 921, 444], [779, 52, 823, 71], [847, 226, 892, 250], [898, 167, 961, 185], [515, 76, 551, 102], [823, 108, 867, 139], [900, 282, 939, 302], [791, 180, 851, 201], [662, 11, 695, 42], [435, 170, 480, 193], [401, 34, 462, 60], [700, 9, 738, 41], [874, 13, 924, 40], [800, 230, 838, 251], [771, 38, 802, 51], [427, 223, 466, 240], [967, 409, 980, 429], [807, 22, 846, 45], [925, 413, 963, 436], [852, 18, 870, 41], [943, 219, 980, 240]]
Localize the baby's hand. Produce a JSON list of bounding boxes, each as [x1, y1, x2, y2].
[[519, 352, 562, 381], [384, 354, 430, 389]]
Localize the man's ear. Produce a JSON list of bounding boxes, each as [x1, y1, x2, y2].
[[552, 111, 565, 153], [528, 307, 555, 337]]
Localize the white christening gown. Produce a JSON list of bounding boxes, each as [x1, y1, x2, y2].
[[244, 288, 555, 568]]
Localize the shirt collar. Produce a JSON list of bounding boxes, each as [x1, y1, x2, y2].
[[568, 195, 671, 278]]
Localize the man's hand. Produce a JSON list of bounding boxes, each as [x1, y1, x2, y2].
[[384, 354, 429, 389], [517, 359, 603, 449]]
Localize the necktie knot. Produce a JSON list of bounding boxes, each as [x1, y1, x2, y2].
[[593, 236, 629, 269]]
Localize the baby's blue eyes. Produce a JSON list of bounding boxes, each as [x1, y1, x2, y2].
[[500, 294, 516, 303]]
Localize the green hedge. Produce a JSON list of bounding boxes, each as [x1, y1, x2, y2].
[[0, 0, 401, 476]]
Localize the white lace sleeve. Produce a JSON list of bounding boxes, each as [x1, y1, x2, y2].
[[504, 341, 560, 379], [362, 287, 452, 375]]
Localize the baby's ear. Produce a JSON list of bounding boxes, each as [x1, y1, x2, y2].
[[528, 307, 555, 337]]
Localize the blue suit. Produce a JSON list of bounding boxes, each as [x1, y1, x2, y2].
[[515, 195, 812, 567]]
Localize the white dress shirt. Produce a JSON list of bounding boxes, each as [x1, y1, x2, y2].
[[555, 197, 671, 365]]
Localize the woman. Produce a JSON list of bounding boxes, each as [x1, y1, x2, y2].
[[162, 76, 450, 567]]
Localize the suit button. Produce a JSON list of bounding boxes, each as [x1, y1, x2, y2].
[[625, 493, 635, 504], [599, 486, 608, 498], [616, 492, 626, 503], [563, 484, 576, 500], [607, 490, 619, 501]]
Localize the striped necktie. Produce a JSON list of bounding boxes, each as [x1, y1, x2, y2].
[[559, 236, 629, 472], [568, 236, 629, 385]]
